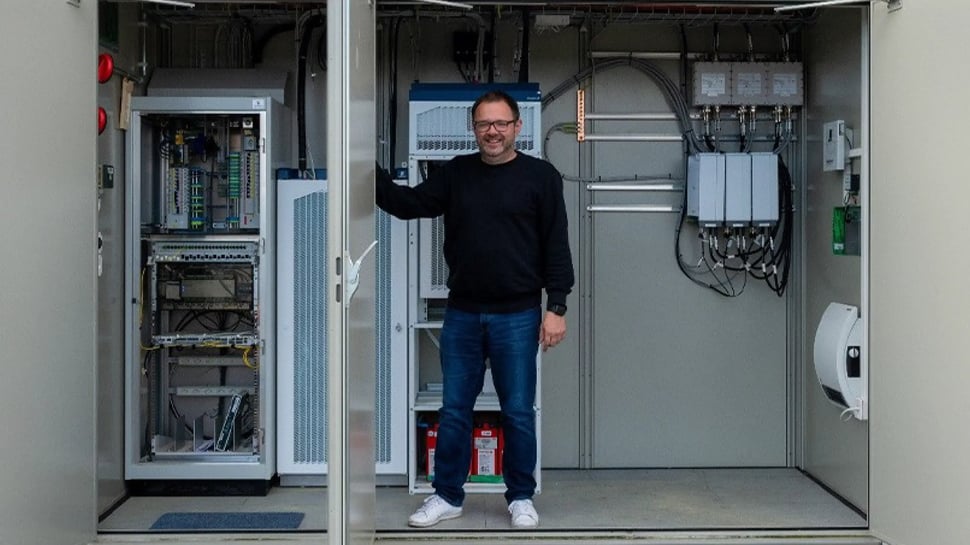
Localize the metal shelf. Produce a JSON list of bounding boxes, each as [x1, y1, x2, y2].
[[412, 321, 443, 329], [413, 391, 501, 412], [411, 480, 507, 495]]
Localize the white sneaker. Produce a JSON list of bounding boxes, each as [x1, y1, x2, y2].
[[508, 499, 539, 528], [408, 494, 463, 527]]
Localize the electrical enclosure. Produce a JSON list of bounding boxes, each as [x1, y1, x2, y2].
[[687, 153, 726, 227], [693, 62, 733, 106], [124, 96, 285, 481], [751, 152, 780, 226]]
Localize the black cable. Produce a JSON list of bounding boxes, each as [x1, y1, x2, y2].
[[174, 310, 201, 332], [252, 23, 293, 66], [769, 158, 794, 296], [488, 7, 497, 83], [141, 350, 154, 456], [518, 7, 530, 82], [680, 24, 689, 100], [674, 187, 736, 297], [455, 60, 470, 82], [316, 28, 327, 71], [388, 17, 401, 169], [298, 14, 325, 171]]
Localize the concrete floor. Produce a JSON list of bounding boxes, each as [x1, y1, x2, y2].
[[99, 468, 865, 534]]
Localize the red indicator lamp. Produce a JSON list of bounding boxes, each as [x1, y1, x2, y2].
[[97, 53, 114, 84]]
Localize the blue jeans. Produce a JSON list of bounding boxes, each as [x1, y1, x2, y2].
[[432, 306, 541, 506]]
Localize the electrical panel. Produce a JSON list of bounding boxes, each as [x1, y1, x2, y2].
[[694, 62, 804, 106], [125, 96, 286, 482], [693, 62, 733, 106], [766, 62, 805, 106], [732, 63, 770, 106]]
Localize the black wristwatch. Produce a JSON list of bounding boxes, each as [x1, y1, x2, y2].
[[548, 303, 567, 317]]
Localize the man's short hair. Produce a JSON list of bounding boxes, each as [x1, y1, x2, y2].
[[471, 90, 520, 121]]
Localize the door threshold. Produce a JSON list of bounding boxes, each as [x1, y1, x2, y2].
[[96, 529, 879, 544], [96, 533, 326, 544], [375, 529, 879, 544]]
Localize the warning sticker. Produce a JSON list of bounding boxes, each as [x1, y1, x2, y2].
[[701, 73, 727, 97], [474, 437, 498, 449], [736, 72, 763, 97], [773, 74, 798, 97], [477, 450, 496, 475]]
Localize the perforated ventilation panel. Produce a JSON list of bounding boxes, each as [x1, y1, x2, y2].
[[410, 103, 540, 158], [293, 191, 328, 464], [420, 215, 450, 299], [410, 85, 543, 299], [287, 192, 397, 468], [375, 210, 394, 463]]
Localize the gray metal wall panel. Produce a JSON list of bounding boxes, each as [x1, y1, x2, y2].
[[0, 3, 98, 544], [528, 27, 584, 469], [97, 4, 140, 516], [591, 209, 788, 466], [802, 9, 868, 511], [586, 51, 788, 467]]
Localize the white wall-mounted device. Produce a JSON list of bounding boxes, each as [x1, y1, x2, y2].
[[823, 120, 853, 172], [813, 302, 866, 420]]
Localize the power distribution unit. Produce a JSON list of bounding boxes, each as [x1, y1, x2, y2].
[[124, 96, 287, 483]]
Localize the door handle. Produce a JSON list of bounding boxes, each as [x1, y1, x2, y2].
[[344, 240, 378, 303]]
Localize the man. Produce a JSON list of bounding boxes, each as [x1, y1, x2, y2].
[[376, 89, 574, 529]]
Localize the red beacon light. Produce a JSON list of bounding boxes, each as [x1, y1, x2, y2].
[[97, 53, 113, 134], [97, 53, 114, 84]]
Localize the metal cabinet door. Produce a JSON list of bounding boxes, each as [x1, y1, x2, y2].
[[869, 3, 970, 545], [0, 3, 98, 545], [327, 1, 378, 544]]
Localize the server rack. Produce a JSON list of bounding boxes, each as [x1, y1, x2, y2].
[[405, 84, 544, 494], [124, 97, 285, 483]]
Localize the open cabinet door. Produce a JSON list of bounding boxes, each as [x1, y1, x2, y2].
[[869, 3, 970, 545], [327, 1, 378, 544], [0, 3, 98, 545]]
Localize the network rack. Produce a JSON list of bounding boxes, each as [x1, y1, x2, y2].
[[125, 96, 284, 482]]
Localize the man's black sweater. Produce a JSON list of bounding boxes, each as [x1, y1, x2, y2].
[[376, 153, 574, 314]]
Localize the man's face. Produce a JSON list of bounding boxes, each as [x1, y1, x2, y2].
[[472, 100, 522, 164]]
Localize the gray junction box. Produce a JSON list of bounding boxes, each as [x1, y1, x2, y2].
[[688, 152, 779, 228]]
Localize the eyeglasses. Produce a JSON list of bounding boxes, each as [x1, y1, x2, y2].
[[472, 119, 518, 133]]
